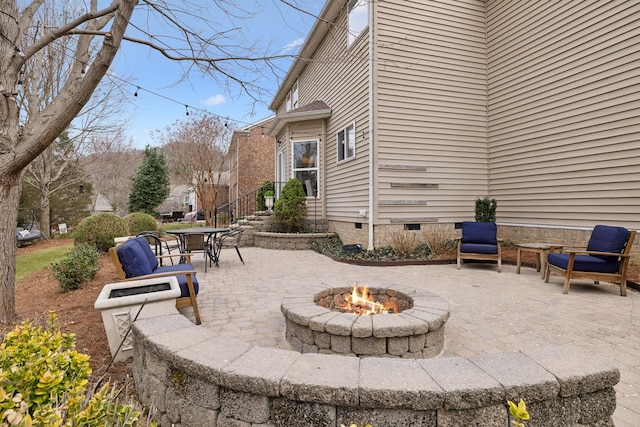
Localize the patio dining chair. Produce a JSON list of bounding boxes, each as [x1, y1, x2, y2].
[[544, 225, 636, 296], [216, 229, 245, 265]]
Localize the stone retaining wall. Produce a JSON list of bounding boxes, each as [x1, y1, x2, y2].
[[253, 231, 335, 250], [132, 313, 618, 427]]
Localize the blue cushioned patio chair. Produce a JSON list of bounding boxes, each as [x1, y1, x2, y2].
[[544, 225, 636, 296], [457, 221, 502, 272], [108, 236, 201, 324]]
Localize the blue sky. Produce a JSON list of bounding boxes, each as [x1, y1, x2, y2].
[[110, 1, 324, 148]]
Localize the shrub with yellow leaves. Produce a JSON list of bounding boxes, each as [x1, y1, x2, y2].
[[0, 311, 140, 426]]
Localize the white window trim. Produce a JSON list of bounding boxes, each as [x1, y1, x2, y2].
[[291, 80, 299, 110], [337, 122, 356, 163], [292, 139, 319, 198]]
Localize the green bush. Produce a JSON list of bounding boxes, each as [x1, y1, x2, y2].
[[256, 180, 275, 211], [73, 213, 129, 252], [0, 312, 140, 426], [52, 243, 100, 292], [475, 196, 497, 222], [274, 179, 307, 232], [124, 211, 158, 235]]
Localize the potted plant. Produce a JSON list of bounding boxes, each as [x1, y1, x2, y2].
[[264, 190, 275, 210]]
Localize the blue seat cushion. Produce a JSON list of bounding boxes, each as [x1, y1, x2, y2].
[[461, 221, 497, 245], [155, 264, 200, 298], [460, 243, 498, 255], [117, 239, 155, 277], [586, 225, 630, 261], [547, 253, 620, 274]]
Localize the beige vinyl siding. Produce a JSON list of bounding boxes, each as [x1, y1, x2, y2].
[[289, 2, 371, 223], [376, 0, 488, 224], [487, 0, 640, 229]]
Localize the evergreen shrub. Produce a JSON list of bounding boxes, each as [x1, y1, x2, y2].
[[52, 243, 100, 292], [124, 211, 158, 235], [274, 179, 307, 232], [73, 213, 129, 252]]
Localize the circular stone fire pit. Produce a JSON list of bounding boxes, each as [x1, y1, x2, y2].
[[281, 286, 450, 358]]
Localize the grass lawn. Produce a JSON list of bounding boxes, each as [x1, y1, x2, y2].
[[16, 243, 74, 283]]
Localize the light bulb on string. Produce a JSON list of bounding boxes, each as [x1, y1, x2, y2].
[[185, 105, 189, 116], [134, 86, 139, 97]]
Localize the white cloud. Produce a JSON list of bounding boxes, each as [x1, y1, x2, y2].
[[204, 94, 226, 106], [283, 38, 304, 52]]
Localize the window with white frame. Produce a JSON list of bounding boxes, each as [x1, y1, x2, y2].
[[285, 80, 299, 112], [293, 140, 318, 197], [337, 122, 356, 162], [348, 0, 368, 46], [291, 80, 299, 110]]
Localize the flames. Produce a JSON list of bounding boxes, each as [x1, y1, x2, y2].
[[338, 284, 390, 315]]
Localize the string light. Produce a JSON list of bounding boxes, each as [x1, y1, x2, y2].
[[20, 39, 261, 129]]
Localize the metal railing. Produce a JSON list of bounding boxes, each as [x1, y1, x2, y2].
[[214, 182, 284, 228]]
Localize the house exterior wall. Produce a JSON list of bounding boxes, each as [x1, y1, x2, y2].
[[270, 0, 640, 247], [486, 0, 640, 230], [376, 0, 488, 225]]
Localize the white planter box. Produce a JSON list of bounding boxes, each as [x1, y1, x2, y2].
[[94, 276, 181, 362]]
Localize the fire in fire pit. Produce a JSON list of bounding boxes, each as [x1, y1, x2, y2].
[[332, 284, 398, 315]]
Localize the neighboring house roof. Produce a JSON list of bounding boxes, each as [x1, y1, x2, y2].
[[266, 100, 332, 136], [93, 193, 113, 212]]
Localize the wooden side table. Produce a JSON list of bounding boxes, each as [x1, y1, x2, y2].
[[516, 243, 563, 278]]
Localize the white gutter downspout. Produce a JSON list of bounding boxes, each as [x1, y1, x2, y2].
[[367, 0, 375, 250]]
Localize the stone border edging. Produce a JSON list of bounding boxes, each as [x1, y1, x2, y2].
[[132, 313, 618, 426], [253, 231, 335, 250]]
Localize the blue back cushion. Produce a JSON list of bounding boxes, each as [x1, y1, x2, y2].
[[586, 225, 630, 261], [117, 238, 158, 278], [461, 221, 497, 245], [132, 237, 159, 270]]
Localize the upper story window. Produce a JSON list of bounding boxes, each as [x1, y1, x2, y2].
[[285, 80, 299, 112], [337, 122, 356, 162], [291, 80, 299, 110], [348, 0, 368, 46]]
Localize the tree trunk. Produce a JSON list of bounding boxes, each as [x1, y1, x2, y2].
[[40, 186, 51, 239], [0, 173, 22, 323]]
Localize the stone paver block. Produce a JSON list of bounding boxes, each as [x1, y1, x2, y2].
[[388, 336, 409, 355], [271, 398, 336, 427], [470, 351, 560, 402], [338, 408, 436, 427], [280, 295, 314, 317], [437, 405, 506, 427], [308, 311, 341, 332], [419, 357, 504, 409], [174, 335, 252, 383], [409, 333, 426, 352], [314, 331, 331, 349], [402, 308, 446, 330], [351, 336, 386, 355], [287, 319, 315, 344], [220, 346, 300, 396], [351, 314, 373, 337], [360, 358, 443, 410], [523, 346, 620, 396], [399, 313, 430, 334], [220, 387, 271, 424], [578, 388, 617, 424], [371, 313, 414, 337], [286, 305, 330, 326], [281, 353, 359, 406], [331, 334, 351, 353], [324, 312, 358, 335]]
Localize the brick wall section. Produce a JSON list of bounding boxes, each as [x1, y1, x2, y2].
[[228, 121, 275, 202], [132, 313, 619, 426]]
